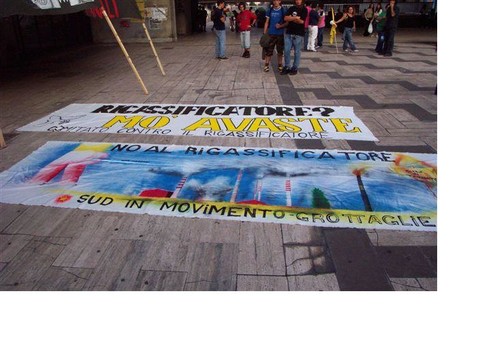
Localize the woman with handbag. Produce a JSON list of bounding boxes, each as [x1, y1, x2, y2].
[[363, 3, 374, 37]]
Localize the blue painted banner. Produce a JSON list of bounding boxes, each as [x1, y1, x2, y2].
[[0, 141, 436, 231]]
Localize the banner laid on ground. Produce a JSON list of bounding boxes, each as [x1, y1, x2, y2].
[[0, 141, 437, 231], [17, 103, 378, 141]]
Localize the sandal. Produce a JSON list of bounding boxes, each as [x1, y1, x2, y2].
[[264, 64, 270, 72]]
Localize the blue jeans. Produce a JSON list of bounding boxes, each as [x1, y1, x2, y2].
[[375, 30, 385, 52], [215, 29, 226, 57], [303, 27, 309, 50], [383, 27, 397, 54], [342, 27, 357, 50], [317, 27, 324, 46], [284, 34, 304, 69]]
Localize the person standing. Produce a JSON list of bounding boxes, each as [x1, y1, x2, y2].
[[363, 2, 374, 36], [281, 0, 308, 75], [374, 3, 386, 54], [316, 4, 325, 48], [302, 2, 312, 51], [383, 0, 400, 57], [213, 0, 228, 60], [306, 2, 319, 51], [227, 6, 235, 32], [232, 6, 239, 33], [334, 6, 358, 53], [236, 2, 257, 58], [263, 0, 287, 72], [211, 5, 216, 31]]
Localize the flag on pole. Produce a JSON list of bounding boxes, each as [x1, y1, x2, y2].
[[0, 0, 99, 17], [0, 0, 142, 19], [86, 0, 142, 19], [329, 9, 336, 45]]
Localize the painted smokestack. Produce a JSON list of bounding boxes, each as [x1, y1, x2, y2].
[[285, 177, 292, 207], [255, 178, 263, 201], [353, 168, 373, 212], [230, 168, 243, 203], [171, 176, 187, 199]]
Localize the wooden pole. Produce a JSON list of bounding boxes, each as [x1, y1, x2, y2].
[[101, 8, 149, 95], [142, 22, 166, 76], [334, 32, 338, 54], [0, 128, 6, 149], [331, 9, 338, 54]]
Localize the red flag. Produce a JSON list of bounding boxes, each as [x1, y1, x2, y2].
[[85, 0, 142, 19]]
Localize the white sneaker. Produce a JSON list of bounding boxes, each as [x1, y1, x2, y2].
[[343, 49, 349, 52], [352, 49, 359, 52]]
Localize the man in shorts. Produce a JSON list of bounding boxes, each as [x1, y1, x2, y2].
[[263, 0, 287, 72], [236, 2, 257, 58]]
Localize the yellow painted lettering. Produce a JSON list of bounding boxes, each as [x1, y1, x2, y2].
[[220, 118, 253, 131], [330, 118, 361, 133], [102, 115, 143, 129], [139, 116, 170, 129], [247, 118, 280, 132], [297, 118, 329, 132], [273, 118, 301, 132], [183, 118, 222, 131]]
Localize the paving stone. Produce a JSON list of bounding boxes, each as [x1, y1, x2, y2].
[[421, 136, 437, 151], [134, 270, 187, 291], [142, 240, 191, 272], [0, 234, 32, 262], [237, 275, 288, 291], [417, 277, 437, 291], [387, 128, 437, 136], [282, 225, 324, 246], [84, 239, 151, 291], [288, 273, 341, 291], [2, 206, 74, 237], [374, 136, 428, 147], [0, 237, 70, 290], [184, 242, 238, 291], [366, 229, 437, 247], [285, 245, 335, 276], [375, 245, 437, 278], [52, 213, 125, 269], [190, 219, 241, 244], [390, 277, 425, 291], [238, 223, 286, 276], [324, 228, 393, 291], [33, 267, 93, 291], [0, 204, 28, 233]]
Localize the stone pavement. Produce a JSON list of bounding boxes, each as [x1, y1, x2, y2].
[[0, 27, 437, 291]]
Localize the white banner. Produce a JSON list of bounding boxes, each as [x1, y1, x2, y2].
[[17, 103, 378, 141], [0, 141, 436, 231]]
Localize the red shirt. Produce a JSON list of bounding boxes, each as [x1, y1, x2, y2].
[[237, 10, 256, 31]]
